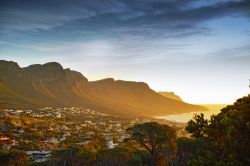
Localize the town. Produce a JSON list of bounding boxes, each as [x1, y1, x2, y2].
[[0, 107, 187, 163]]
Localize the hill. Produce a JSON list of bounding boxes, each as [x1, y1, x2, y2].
[[158, 91, 183, 101], [0, 60, 207, 116]]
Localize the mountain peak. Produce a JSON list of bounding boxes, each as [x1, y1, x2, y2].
[[0, 60, 20, 71], [158, 91, 183, 101], [96, 78, 115, 82], [91, 78, 150, 90], [24, 62, 63, 71], [42, 62, 63, 70]]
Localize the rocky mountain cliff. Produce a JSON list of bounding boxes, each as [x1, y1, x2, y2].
[[0, 60, 207, 116], [158, 91, 183, 101]]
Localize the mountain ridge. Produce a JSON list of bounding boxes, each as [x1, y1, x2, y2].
[[158, 91, 183, 101], [0, 60, 207, 116]]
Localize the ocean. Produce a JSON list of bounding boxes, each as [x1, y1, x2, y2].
[[158, 104, 228, 123]]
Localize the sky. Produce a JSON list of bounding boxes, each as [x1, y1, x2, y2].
[[1, 0, 250, 104]]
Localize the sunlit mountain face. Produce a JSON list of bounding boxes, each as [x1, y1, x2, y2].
[[1, 0, 250, 104]]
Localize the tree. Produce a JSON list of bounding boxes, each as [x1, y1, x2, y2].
[[132, 150, 151, 166], [0, 149, 28, 166], [174, 138, 199, 166], [186, 95, 250, 166], [94, 147, 130, 166], [127, 122, 176, 166], [185, 114, 208, 139], [51, 146, 94, 166]]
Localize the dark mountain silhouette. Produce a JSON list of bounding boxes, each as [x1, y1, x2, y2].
[[158, 91, 183, 101], [0, 60, 207, 116]]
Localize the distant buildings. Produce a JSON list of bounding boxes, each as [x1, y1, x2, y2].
[[105, 136, 114, 149], [0, 106, 188, 161], [26, 150, 51, 162], [0, 135, 16, 150], [103, 134, 118, 149], [55, 112, 61, 118], [45, 137, 59, 144]]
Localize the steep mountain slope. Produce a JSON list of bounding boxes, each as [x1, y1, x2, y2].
[[89, 78, 207, 116], [0, 60, 207, 116], [22, 62, 90, 106], [0, 61, 93, 108], [158, 91, 183, 101], [0, 61, 42, 108]]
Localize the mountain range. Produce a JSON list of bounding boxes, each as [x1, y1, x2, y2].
[[0, 60, 207, 117]]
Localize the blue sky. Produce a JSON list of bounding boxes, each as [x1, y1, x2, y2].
[[1, 0, 250, 103]]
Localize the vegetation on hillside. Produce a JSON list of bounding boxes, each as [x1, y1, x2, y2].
[[186, 95, 250, 166]]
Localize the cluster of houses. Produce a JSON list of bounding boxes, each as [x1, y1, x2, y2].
[[0, 107, 187, 162], [0, 107, 134, 162]]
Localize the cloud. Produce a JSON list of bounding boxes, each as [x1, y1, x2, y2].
[[203, 44, 250, 59], [1, 0, 250, 65], [0, 0, 249, 36]]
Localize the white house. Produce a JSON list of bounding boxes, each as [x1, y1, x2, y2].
[[26, 150, 51, 162]]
